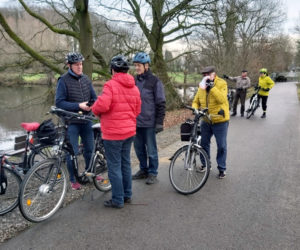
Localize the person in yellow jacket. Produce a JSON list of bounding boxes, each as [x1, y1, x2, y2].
[[192, 66, 230, 179], [257, 68, 274, 118]]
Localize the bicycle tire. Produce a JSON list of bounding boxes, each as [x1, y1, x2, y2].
[[19, 158, 67, 223], [92, 153, 111, 192], [246, 100, 257, 119], [0, 166, 21, 216], [169, 144, 210, 195]]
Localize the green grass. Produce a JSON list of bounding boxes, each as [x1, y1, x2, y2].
[[22, 73, 47, 82], [168, 72, 202, 84]]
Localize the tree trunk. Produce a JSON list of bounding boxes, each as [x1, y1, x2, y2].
[[75, 0, 93, 79]]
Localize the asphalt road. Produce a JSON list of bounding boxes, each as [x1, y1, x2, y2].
[[2, 82, 300, 250]]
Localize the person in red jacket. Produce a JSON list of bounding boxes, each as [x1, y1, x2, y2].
[[92, 55, 141, 208]]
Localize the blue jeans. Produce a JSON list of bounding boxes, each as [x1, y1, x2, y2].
[[200, 121, 229, 172], [103, 136, 134, 205], [67, 122, 94, 183], [134, 127, 159, 176]]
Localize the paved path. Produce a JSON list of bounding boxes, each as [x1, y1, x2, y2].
[[2, 82, 300, 250]]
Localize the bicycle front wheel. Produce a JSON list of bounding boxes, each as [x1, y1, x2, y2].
[[19, 158, 67, 222], [0, 166, 21, 216], [169, 145, 210, 195], [92, 153, 111, 192]]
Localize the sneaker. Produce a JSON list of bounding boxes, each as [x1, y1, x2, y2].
[[96, 175, 104, 181], [132, 170, 148, 180], [196, 166, 211, 173], [71, 182, 81, 190], [241, 113, 244, 117], [104, 199, 124, 209], [261, 113, 266, 118], [124, 197, 132, 204], [145, 174, 157, 185], [218, 171, 226, 179], [231, 112, 237, 116]]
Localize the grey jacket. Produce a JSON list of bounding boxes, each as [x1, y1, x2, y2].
[[228, 76, 251, 90]]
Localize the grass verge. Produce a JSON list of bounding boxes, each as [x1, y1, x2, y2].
[[296, 83, 300, 101]]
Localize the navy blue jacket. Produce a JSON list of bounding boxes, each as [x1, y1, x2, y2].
[[135, 70, 166, 127], [55, 69, 97, 112]]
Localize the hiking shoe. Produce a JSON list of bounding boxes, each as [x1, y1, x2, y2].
[[261, 113, 266, 118], [132, 170, 148, 180], [145, 174, 157, 185], [71, 182, 81, 190], [124, 197, 132, 204], [103, 200, 124, 209], [196, 166, 211, 173], [218, 171, 226, 179]]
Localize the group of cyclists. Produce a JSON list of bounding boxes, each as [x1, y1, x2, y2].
[[55, 50, 275, 208]]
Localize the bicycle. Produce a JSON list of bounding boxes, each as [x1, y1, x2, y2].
[[19, 106, 111, 223], [227, 88, 235, 111], [0, 121, 59, 216], [246, 87, 260, 119], [169, 106, 211, 195]]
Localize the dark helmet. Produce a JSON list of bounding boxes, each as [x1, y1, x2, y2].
[[133, 52, 151, 64], [110, 55, 130, 73], [66, 52, 84, 64]]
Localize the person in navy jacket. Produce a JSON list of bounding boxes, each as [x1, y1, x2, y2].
[[55, 52, 97, 190]]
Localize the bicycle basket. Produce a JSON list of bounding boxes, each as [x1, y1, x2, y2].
[[180, 119, 194, 141], [36, 119, 57, 144], [0, 165, 7, 195]]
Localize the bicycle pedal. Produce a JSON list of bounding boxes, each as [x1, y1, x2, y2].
[[85, 172, 95, 177]]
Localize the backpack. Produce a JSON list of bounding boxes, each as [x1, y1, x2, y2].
[[36, 119, 57, 144]]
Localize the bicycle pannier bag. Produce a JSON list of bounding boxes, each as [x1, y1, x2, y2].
[[180, 119, 194, 141], [36, 119, 57, 144]]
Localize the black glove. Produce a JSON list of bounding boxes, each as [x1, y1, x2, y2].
[[206, 79, 214, 92], [254, 85, 260, 90], [223, 74, 229, 79], [87, 99, 95, 107], [263, 88, 270, 91], [155, 124, 164, 134]]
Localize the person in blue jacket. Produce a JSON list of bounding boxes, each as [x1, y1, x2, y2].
[[132, 52, 166, 185], [55, 52, 97, 190]]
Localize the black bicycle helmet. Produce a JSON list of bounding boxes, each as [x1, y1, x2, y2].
[[66, 52, 85, 64], [110, 55, 130, 73]]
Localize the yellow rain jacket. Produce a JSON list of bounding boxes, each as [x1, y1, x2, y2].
[[258, 75, 274, 96], [192, 76, 230, 124]]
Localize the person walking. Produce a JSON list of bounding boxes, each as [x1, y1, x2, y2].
[[131, 52, 166, 185], [92, 55, 141, 208], [55, 52, 97, 190], [257, 68, 274, 118], [192, 66, 230, 179], [223, 70, 251, 117]]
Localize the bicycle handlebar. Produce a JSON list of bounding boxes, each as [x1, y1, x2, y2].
[[184, 105, 209, 116], [50, 106, 96, 122]]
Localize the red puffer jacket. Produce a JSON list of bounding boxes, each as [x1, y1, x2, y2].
[[92, 73, 141, 140]]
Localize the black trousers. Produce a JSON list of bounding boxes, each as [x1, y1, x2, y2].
[[233, 89, 247, 114], [257, 95, 268, 112]]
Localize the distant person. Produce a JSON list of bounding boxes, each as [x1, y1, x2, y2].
[[257, 68, 274, 118], [55, 52, 97, 190], [192, 66, 230, 179], [92, 55, 141, 208], [131, 52, 166, 185], [223, 70, 251, 117]]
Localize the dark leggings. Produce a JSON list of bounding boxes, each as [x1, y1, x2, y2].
[[257, 95, 268, 112]]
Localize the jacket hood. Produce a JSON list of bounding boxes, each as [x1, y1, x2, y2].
[[112, 72, 135, 88], [137, 69, 152, 81]]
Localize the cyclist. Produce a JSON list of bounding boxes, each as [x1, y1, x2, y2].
[[192, 66, 230, 179], [55, 52, 97, 190], [223, 70, 251, 117], [131, 52, 166, 185], [92, 55, 141, 208], [257, 68, 274, 118]]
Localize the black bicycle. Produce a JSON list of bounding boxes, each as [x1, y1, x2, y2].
[[246, 87, 260, 119], [19, 106, 111, 223], [169, 106, 211, 195], [0, 121, 59, 216]]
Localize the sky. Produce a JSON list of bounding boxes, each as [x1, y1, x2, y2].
[[0, 0, 299, 36]]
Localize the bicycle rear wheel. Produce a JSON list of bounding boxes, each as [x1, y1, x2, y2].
[[0, 166, 21, 216], [92, 153, 111, 192], [19, 158, 67, 222], [28, 144, 59, 168], [169, 144, 210, 195]]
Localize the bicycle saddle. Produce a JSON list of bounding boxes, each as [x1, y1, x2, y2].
[[21, 122, 40, 132]]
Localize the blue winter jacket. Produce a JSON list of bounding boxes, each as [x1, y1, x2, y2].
[[135, 70, 166, 128]]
